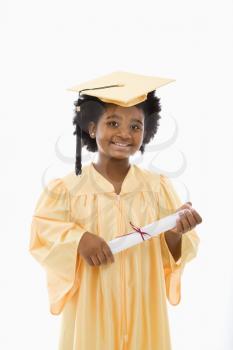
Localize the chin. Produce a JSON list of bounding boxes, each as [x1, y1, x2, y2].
[[109, 154, 129, 160]]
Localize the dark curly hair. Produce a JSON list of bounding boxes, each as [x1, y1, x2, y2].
[[73, 90, 162, 156]]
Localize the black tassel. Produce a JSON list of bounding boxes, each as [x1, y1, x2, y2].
[[75, 113, 82, 176]]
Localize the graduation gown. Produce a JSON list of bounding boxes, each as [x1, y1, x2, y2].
[[29, 162, 200, 350]]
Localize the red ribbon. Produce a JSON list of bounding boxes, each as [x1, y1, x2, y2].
[[115, 221, 152, 241]]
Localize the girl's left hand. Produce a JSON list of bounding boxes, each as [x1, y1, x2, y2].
[[169, 202, 202, 235]]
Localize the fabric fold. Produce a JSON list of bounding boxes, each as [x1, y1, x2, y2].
[[158, 174, 200, 305], [29, 178, 87, 315]]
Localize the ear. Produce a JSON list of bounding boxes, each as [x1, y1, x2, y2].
[[88, 121, 96, 135]]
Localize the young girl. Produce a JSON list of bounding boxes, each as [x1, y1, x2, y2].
[[29, 71, 202, 350]]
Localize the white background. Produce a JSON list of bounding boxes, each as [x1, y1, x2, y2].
[[1, 0, 233, 349]]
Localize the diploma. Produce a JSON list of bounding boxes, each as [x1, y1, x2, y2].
[[108, 211, 182, 254]]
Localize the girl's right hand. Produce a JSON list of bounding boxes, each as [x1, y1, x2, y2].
[[77, 231, 115, 266]]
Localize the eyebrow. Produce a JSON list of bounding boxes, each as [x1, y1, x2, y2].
[[106, 114, 143, 125]]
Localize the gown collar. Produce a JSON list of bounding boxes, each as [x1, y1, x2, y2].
[[63, 162, 159, 196], [89, 162, 137, 195]]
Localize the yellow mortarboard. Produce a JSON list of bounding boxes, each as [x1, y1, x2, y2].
[[67, 71, 175, 176], [67, 70, 175, 107]]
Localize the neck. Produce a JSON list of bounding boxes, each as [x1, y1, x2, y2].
[[93, 156, 131, 182]]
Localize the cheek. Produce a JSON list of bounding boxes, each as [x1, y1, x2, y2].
[[135, 130, 144, 140], [97, 127, 111, 141], [95, 127, 113, 148]]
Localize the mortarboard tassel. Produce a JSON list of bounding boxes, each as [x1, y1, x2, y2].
[[79, 84, 123, 95], [75, 104, 82, 176]]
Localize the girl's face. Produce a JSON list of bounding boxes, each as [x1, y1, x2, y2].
[[89, 104, 145, 160]]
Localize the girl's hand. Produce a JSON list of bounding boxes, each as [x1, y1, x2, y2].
[[78, 231, 115, 266], [169, 202, 202, 235]]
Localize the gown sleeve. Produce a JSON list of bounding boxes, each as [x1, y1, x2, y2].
[[29, 178, 87, 315], [158, 174, 200, 306]]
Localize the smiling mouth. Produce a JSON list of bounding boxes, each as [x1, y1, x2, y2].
[[111, 142, 132, 149]]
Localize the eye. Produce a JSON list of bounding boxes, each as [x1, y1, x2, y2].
[[131, 124, 141, 130], [107, 121, 118, 127]]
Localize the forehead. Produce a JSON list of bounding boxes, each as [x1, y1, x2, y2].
[[102, 104, 144, 120]]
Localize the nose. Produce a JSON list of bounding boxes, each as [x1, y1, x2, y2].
[[116, 126, 132, 139], [115, 132, 132, 144]]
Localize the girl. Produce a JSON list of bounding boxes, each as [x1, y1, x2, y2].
[[29, 71, 202, 350]]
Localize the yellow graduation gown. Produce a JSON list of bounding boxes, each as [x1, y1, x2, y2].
[[29, 162, 200, 350]]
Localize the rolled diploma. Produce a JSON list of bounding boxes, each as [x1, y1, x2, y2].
[[108, 211, 181, 254]]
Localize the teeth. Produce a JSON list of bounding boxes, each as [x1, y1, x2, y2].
[[113, 142, 129, 146]]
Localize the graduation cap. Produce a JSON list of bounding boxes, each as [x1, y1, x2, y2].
[[67, 71, 175, 175]]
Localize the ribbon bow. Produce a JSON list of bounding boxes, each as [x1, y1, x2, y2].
[[115, 221, 152, 241]]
